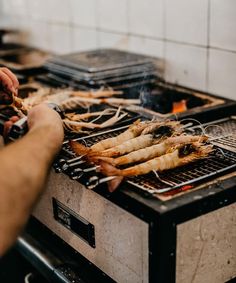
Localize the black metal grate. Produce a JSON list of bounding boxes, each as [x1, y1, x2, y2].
[[193, 117, 236, 136], [57, 118, 236, 196], [212, 135, 236, 152], [61, 126, 128, 159], [128, 149, 236, 194], [193, 117, 236, 154]]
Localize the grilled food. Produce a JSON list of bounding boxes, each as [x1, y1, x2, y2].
[[91, 120, 181, 151], [70, 119, 213, 192], [99, 142, 212, 177], [96, 135, 208, 166]]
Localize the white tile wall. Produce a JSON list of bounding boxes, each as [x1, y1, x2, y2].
[[50, 0, 71, 24], [210, 0, 236, 52], [0, 0, 236, 100], [71, 27, 97, 52], [98, 31, 129, 50], [165, 0, 208, 46], [70, 0, 97, 28], [1, 0, 13, 15], [1, 0, 27, 17], [28, 0, 51, 21], [28, 0, 70, 23], [27, 21, 52, 51], [49, 24, 72, 54], [208, 49, 236, 100], [97, 0, 128, 33], [128, 35, 164, 58], [129, 0, 164, 39], [0, 14, 18, 28], [165, 42, 207, 91]]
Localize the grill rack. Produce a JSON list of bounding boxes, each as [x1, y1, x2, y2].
[[127, 149, 236, 195], [54, 117, 236, 197], [192, 116, 236, 137], [192, 116, 236, 153]]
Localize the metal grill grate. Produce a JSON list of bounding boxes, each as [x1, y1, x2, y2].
[[193, 116, 236, 136], [212, 135, 236, 152], [57, 117, 236, 196], [60, 126, 128, 160], [128, 149, 236, 194], [193, 116, 236, 153]]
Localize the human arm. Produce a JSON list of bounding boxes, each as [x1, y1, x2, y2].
[[0, 104, 64, 256]]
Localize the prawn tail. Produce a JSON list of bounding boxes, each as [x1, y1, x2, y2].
[[99, 161, 122, 176], [90, 156, 116, 165], [108, 176, 124, 192], [69, 140, 91, 156]]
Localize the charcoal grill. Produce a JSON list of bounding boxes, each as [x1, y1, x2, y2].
[[29, 106, 236, 283], [18, 49, 236, 283]]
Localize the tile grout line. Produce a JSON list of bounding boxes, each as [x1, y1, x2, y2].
[[163, 0, 167, 80], [206, 0, 211, 92], [94, 0, 100, 49]]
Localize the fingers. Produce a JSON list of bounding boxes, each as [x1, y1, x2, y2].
[[3, 116, 19, 138], [0, 71, 14, 93], [0, 135, 4, 148], [1, 68, 19, 94], [3, 120, 13, 137], [10, 116, 19, 123], [27, 104, 64, 144], [0, 68, 19, 95]]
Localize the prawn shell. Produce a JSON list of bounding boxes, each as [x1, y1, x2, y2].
[[100, 134, 208, 166], [91, 119, 150, 152], [98, 134, 154, 158], [100, 144, 213, 177], [70, 140, 93, 156]]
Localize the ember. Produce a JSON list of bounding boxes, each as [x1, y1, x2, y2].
[[141, 83, 210, 114], [172, 99, 187, 114]]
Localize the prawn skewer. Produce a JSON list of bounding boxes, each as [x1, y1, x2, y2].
[[91, 119, 147, 151], [59, 97, 140, 111], [71, 89, 123, 98], [94, 134, 155, 158], [65, 108, 118, 121], [64, 107, 127, 132], [91, 120, 180, 152], [141, 120, 182, 136], [21, 87, 123, 110], [98, 135, 208, 166], [100, 143, 213, 177]]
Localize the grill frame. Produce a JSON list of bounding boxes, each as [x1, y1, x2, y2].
[[6, 48, 236, 283], [46, 103, 236, 283]]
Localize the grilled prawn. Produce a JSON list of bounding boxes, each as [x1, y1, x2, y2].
[[59, 97, 140, 111], [91, 120, 181, 152], [65, 108, 118, 122], [71, 89, 123, 98], [90, 119, 148, 151], [98, 135, 208, 166], [100, 142, 213, 177], [141, 120, 182, 137], [95, 134, 155, 158], [64, 107, 127, 132]]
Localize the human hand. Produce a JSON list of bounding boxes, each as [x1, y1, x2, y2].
[[0, 67, 19, 105], [27, 103, 64, 145], [3, 116, 19, 138]]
